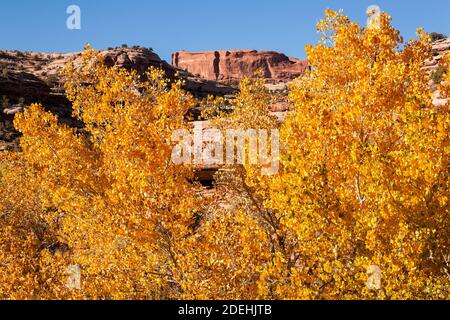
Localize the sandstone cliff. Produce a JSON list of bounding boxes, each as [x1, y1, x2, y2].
[[172, 50, 308, 84]]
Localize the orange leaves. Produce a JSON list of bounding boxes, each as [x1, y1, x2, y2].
[[0, 46, 203, 299], [1, 12, 449, 300], [243, 10, 450, 299]]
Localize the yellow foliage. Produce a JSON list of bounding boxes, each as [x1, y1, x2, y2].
[[0, 11, 449, 300], [240, 11, 449, 299], [198, 11, 449, 300], [1, 46, 203, 299]]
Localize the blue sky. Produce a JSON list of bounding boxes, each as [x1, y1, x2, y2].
[[0, 1, 449, 62]]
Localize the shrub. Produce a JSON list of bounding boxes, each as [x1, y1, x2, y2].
[[0, 46, 201, 299], [1, 67, 8, 78], [431, 66, 446, 84], [206, 10, 450, 300], [18, 97, 25, 106], [1, 95, 9, 108], [0, 13, 448, 301], [430, 32, 447, 42]]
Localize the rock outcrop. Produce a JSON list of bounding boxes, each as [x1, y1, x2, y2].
[[424, 38, 450, 107], [0, 47, 237, 150], [0, 47, 237, 108], [424, 38, 450, 73], [172, 50, 308, 84]]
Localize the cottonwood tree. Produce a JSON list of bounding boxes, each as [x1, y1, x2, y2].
[[201, 10, 449, 299], [0, 10, 449, 299], [250, 10, 449, 299], [0, 46, 204, 299]]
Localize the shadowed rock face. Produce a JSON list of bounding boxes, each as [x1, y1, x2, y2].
[[172, 50, 309, 84]]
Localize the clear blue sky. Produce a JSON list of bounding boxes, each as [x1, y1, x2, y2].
[[0, 0, 449, 61]]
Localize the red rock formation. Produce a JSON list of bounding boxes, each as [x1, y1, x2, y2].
[[172, 50, 308, 84], [0, 47, 238, 150]]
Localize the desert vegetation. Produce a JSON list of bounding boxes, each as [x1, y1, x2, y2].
[[432, 66, 447, 85], [430, 32, 447, 42], [0, 10, 448, 300]]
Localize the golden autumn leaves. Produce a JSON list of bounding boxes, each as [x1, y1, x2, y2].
[[252, 12, 449, 299], [0, 10, 449, 299], [1, 47, 203, 299]]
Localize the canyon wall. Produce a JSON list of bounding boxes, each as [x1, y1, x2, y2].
[[172, 50, 309, 84]]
